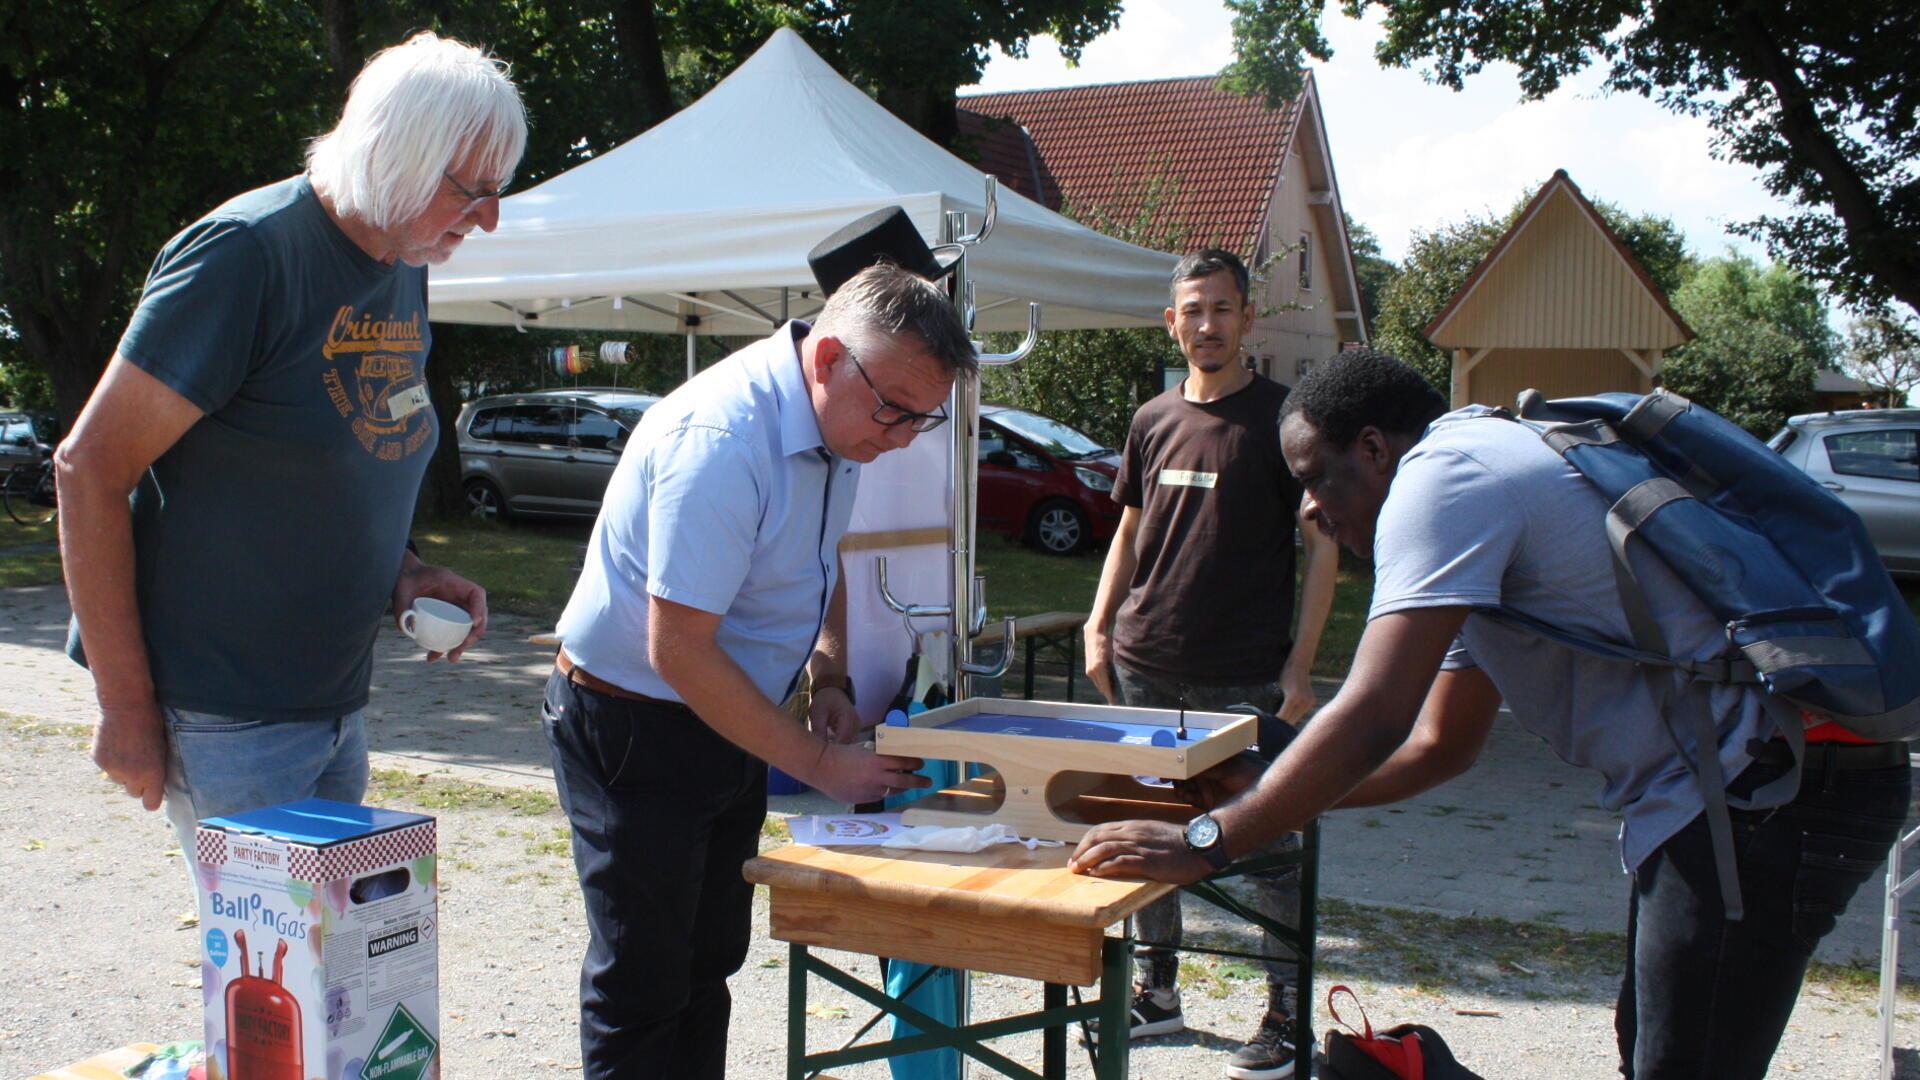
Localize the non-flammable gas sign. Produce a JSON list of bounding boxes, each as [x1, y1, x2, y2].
[[361, 1003, 438, 1080]]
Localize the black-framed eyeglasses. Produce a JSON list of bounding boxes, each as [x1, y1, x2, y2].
[[443, 171, 511, 211], [849, 355, 948, 433]]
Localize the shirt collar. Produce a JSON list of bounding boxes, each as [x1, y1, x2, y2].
[[768, 320, 828, 459]]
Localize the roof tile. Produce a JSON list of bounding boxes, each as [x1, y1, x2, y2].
[[959, 75, 1300, 253]]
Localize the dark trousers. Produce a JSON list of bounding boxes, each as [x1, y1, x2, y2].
[[544, 670, 768, 1080], [1112, 660, 1301, 1011], [1615, 751, 1910, 1079]]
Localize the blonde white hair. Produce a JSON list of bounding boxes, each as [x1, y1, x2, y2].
[[306, 31, 527, 230]]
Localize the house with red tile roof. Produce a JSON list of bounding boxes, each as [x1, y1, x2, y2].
[[960, 71, 1367, 385]]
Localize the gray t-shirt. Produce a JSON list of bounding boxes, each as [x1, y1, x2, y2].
[[68, 176, 436, 720], [1370, 407, 1789, 871]]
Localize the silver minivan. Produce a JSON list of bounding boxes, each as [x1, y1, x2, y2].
[[1770, 408, 1920, 578], [456, 388, 660, 520]]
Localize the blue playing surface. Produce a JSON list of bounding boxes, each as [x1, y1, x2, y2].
[[935, 712, 1208, 746]]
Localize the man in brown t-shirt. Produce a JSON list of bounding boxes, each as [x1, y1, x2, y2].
[[1082, 248, 1337, 1080]]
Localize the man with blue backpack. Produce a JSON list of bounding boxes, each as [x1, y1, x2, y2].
[[1070, 348, 1914, 1079]]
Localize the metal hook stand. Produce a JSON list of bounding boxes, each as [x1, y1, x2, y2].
[[872, 175, 1037, 697]]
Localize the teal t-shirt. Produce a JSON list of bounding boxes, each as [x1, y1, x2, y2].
[[70, 176, 437, 719]]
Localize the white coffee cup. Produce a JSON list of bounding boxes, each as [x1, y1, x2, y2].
[[401, 597, 473, 653]]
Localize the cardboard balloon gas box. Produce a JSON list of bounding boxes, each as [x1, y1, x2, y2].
[[194, 798, 439, 1080]]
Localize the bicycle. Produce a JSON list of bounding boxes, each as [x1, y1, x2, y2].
[[3, 459, 56, 526]]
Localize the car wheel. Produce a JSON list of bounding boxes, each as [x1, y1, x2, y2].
[[1027, 500, 1089, 555], [464, 479, 508, 522]]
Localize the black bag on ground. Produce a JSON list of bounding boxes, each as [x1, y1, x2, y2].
[[1320, 985, 1488, 1080]]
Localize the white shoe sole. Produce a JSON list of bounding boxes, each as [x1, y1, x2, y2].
[[1224, 1059, 1296, 1079]]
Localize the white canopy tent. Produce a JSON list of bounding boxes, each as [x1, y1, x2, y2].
[[429, 27, 1176, 335]]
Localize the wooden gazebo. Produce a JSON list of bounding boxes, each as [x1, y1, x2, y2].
[[1426, 170, 1693, 410]]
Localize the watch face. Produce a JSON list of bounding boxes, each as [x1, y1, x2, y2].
[[1186, 814, 1220, 849]]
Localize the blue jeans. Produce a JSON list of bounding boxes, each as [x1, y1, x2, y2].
[[1113, 661, 1302, 1012], [162, 706, 369, 856], [1615, 751, 1910, 1079]]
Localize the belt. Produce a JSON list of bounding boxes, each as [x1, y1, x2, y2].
[[1752, 738, 1910, 771], [555, 650, 691, 712]]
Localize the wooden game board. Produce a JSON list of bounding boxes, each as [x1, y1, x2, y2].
[[873, 697, 1256, 841]]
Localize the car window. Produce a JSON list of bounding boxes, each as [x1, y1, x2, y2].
[[1824, 429, 1919, 482], [0, 418, 32, 444], [987, 409, 1105, 459], [507, 404, 572, 446], [607, 405, 650, 429], [466, 407, 507, 441], [978, 427, 1007, 462], [572, 408, 627, 451]]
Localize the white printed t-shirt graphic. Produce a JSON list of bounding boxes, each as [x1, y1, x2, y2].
[[1158, 468, 1217, 489]]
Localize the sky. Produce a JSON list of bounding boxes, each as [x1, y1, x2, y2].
[[965, 2, 1790, 271]]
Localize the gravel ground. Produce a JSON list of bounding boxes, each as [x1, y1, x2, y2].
[[2, 713, 1912, 1080]]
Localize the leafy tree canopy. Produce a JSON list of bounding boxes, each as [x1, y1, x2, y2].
[[1342, 213, 1398, 341], [1661, 253, 1830, 436], [1840, 314, 1920, 409], [1, 0, 1130, 432], [1221, 1, 1920, 322]]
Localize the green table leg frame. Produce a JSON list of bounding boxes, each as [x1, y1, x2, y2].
[[781, 819, 1321, 1079]]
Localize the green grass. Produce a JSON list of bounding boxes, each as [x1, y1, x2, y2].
[[366, 767, 559, 816], [0, 518, 61, 588], [975, 538, 1371, 677], [409, 516, 591, 617]]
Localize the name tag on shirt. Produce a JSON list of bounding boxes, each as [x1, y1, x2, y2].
[[386, 384, 431, 422], [1159, 469, 1217, 489]]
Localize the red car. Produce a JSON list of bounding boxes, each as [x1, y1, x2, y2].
[[978, 403, 1122, 554]]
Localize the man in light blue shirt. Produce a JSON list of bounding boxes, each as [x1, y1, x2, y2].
[[546, 262, 978, 1079]]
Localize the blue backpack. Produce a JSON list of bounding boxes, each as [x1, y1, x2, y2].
[[1491, 388, 1919, 918]]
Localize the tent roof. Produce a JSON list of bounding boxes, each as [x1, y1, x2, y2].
[[428, 28, 1177, 335]]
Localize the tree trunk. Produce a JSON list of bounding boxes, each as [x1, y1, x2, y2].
[[877, 80, 959, 149], [319, 0, 363, 104], [45, 347, 106, 438], [416, 336, 468, 520], [611, 0, 678, 132]]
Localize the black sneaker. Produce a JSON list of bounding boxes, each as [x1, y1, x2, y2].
[[1225, 1011, 1297, 1079], [1083, 985, 1184, 1044]]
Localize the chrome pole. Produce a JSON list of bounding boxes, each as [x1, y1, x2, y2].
[[943, 209, 979, 701]]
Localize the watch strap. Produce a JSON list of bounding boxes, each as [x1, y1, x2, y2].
[[811, 673, 855, 705]]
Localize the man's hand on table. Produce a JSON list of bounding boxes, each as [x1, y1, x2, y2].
[[810, 742, 931, 805], [391, 559, 489, 661], [808, 686, 865, 744], [1069, 819, 1211, 884], [93, 700, 168, 810]]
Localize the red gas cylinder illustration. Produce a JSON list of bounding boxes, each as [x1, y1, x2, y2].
[[226, 929, 304, 1080]]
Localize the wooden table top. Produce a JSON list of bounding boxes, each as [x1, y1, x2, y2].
[[744, 839, 1175, 930]]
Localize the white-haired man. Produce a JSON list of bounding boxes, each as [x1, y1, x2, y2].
[[57, 32, 526, 853], [547, 262, 977, 1078]]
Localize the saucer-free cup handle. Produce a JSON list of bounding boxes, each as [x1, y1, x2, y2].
[[400, 609, 417, 640]]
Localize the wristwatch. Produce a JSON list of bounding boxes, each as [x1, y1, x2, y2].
[[811, 673, 856, 705], [1184, 812, 1232, 871]]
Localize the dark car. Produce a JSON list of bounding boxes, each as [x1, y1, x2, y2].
[[977, 403, 1122, 554], [0, 412, 56, 471], [1770, 408, 1920, 578], [456, 388, 661, 520]]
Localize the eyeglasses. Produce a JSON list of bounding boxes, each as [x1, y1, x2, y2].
[[849, 355, 948, 433], [442, 171, 511, 212]]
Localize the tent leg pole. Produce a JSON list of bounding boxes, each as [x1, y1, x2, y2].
[[686, 332, 696, 381]]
